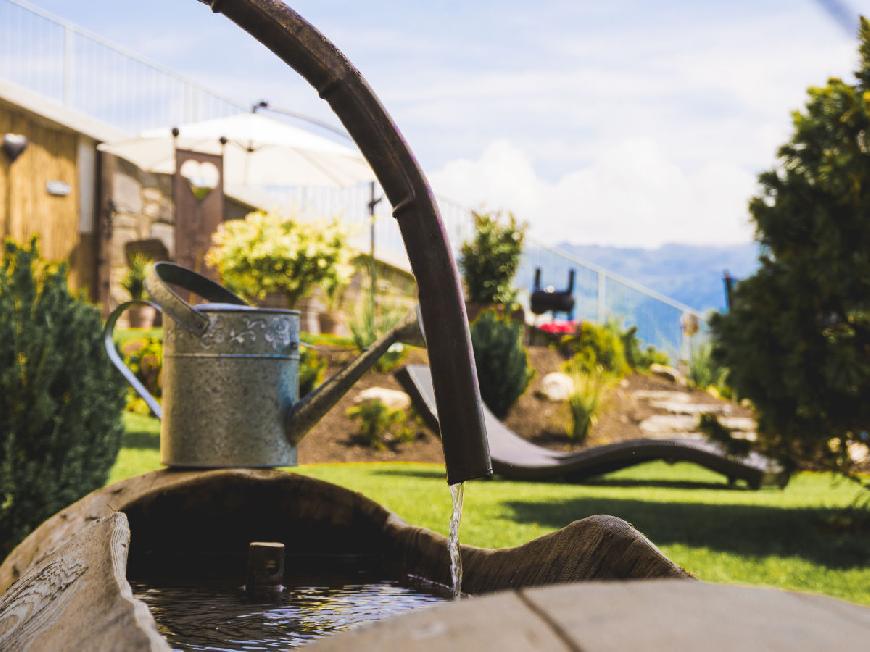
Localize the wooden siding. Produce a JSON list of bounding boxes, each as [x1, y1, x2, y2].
[[0, 100, 87, 289]]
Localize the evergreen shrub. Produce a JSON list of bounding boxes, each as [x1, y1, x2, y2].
[[470, 310, 533, 418], [0, 239, 125, 558], [459, 210, 526, 305]]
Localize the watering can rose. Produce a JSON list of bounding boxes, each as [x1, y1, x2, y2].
[[205, 210, 354, 308]]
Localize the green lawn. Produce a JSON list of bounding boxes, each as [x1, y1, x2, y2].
[[114, 413, 870, 605]]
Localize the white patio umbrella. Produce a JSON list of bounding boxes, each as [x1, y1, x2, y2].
[[98, 112, 375, 190]]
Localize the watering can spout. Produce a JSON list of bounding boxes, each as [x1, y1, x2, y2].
[[284, 317, 421, 445]]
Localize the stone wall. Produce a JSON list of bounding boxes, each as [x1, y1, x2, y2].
[[107, 156, 175, 312], [105, 155, 256, 321]]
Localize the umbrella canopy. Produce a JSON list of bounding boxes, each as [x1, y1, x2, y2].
[[98, 112, 375, 189]]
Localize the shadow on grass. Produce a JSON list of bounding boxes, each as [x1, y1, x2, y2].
[[579, 477, 749, 491], [373, 467, 746, 491], [122, 430, 160, 450], [370, 469, 746, 491], [503, 496, 869, 569], [372, 468, 446, 480]]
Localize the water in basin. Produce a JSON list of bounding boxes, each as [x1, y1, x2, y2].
[[131, 570, 445, 650]]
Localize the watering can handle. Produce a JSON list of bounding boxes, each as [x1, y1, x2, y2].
[[103, 301, 164, 419], [144, 262, 247, 336]]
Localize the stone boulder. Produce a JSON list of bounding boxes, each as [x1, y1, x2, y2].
[[649, 363, 688, 386], [538, 372, 574, 401], [354, 387, 411, 410]]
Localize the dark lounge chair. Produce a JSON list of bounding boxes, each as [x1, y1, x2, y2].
[[396, 365, 789, 489]]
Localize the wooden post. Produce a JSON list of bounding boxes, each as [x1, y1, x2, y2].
[[173, 147, 224, 284], [246, 541, 284, 596]]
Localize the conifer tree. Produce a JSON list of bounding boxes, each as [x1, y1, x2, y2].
[[711, 20, 870, 473]]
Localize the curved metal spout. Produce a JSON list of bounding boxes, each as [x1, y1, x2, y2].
[[286, 319, 421, 444], [202, 0, 491, 484]]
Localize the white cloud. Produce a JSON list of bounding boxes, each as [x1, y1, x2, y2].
[[423, 4, 863, 248], [430, 139, 757, 248]]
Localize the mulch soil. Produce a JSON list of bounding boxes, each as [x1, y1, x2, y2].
[[297, 346, 445, 464]]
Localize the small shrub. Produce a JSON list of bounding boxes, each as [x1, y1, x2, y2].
[[621, 326, 668, 370], [470, 310, 533, 418], [299, 347, 327, 397], [0, 239, 125, 557], [566, 367, 612, 444], [346, 399, 415, 450], [349, 300, 408, 373], [121, 254, 150, 302], [561, 321, 629, 377], [205, 211, 353, 308], [120, 336, 163, 414], [698, 413, 751, 458], [459, 210, 526, 305], [689, 341, 731, 397]]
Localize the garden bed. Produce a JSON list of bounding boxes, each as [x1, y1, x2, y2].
[[296, 343, 753, 463]]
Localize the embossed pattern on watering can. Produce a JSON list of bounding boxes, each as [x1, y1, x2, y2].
[[166, 310, 300, 358], [160, 309, 301, 468]]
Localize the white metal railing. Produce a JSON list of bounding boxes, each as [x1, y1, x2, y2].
[[0, 0, 245, 132], [283, 185, 704, 360]]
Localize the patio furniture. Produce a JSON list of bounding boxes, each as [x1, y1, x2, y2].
[[397, 364, 789, 489]]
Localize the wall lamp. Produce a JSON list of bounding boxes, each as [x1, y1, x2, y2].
[[2, 134, 28, 163]]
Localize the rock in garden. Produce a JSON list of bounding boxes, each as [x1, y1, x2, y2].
[[650, 401, 729, 415], [354, 387, 410, 410], [649, 363, 688, 386], [639, 414, 699, 437], [633, 390, 692, 403], [539, 372, 574, 401], [848, 442, 868, 464]]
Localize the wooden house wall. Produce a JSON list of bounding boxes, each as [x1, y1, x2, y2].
[[0, 100, 91, 291]]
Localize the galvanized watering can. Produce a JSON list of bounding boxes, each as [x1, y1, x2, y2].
[[105, 262, 430, 468]]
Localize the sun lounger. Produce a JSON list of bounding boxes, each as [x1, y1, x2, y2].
[[396, 365, 788, 489]]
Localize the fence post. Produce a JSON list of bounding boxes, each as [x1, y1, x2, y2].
[[596, 271, 606, 323]]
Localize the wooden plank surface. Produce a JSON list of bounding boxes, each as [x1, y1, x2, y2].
[[309, 591, 572, 652], [522, 579, 870, 652]]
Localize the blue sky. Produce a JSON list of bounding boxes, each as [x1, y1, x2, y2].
[[19, 0, 870, 246]]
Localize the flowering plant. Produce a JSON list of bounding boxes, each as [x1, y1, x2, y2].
[[537, 320, 579, 335], [206, 211, 354, 308]]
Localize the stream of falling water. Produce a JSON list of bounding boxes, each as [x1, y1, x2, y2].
[[448, 482, 465, 599]]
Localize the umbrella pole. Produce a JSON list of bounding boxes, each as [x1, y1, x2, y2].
[[367, 181, 382, 317]]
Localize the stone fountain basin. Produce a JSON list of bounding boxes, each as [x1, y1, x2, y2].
[[0, 469, 687, 649]]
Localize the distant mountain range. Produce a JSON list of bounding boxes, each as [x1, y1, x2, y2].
[[521, 242, 760, 313]]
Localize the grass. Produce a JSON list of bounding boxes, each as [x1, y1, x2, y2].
[[113, 327, 163, 346], [112, 413, 870, 605]]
